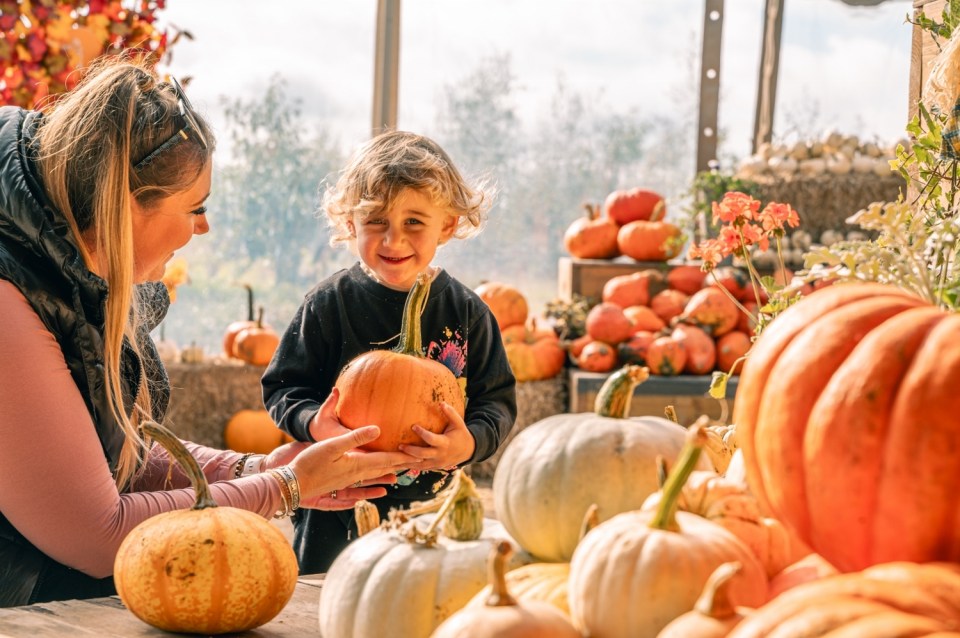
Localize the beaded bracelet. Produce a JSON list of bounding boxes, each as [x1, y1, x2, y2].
[[233, 453, 254, 479]]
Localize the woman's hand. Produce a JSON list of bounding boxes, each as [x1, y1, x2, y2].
[[399, 402, 476, 472], [290, 426, 417, 510]]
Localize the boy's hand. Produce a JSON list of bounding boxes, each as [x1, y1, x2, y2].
[[309, 388, 353, 442], [400, 402, 475, 471]]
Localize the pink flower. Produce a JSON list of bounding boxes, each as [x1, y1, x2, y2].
[[712, 191, 761, 225], [758, 202, 800, 234]]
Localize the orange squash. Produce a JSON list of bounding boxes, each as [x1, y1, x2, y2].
[[563, 203, 620, 259], [576, 339, 618, 372], [671, 323, 716, 375], [604, 187, 666, 225], [475, 281, 528, 330], [645, 335, 686, 376], [623, 304, 666, 333], [617, 219, 682, 262], [601, 270, 662, 308], [650, 288, 689, 324], [716, 330, 752, 374], [734, 283, 959, 572], [666, 263, 707, 295], [728, 562, 960, 637], [223, 409, 294, 454], [617, 330, 657, 365], [336, 273, 466, 452], [114, 421, 298, 634], [585, 302, 633, 345], [681, 286, 740, 337]]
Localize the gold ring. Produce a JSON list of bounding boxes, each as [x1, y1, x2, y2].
[[330, 490, 337, 499]]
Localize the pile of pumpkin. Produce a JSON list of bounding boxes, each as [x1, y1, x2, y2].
[[570, 265, 768, 377], [317, 281, 960, 637], [112, 281, 960, 637], [564, 187, 682, 263], [474, 281, 568, 383]]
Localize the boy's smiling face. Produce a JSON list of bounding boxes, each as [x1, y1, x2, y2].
[[349, 188, 457, 291]]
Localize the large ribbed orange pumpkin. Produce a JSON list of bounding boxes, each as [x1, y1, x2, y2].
[[335, 273, 465, 452], [115, 421, 298, 634], [734, 282, 960, 572]]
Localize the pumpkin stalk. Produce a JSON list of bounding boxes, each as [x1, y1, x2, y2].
[[243, 283, 254, 321], [354, 500, 381, 536], [484, 541, 518, 607], [141, 420, 217, 510], [394, 272, 431, 357], [649, 418, 710, 532], [694, 561, 742, 619], [423, 470, 483, 540], [594, 365, 650, 418], [579, 503, 600, 540]]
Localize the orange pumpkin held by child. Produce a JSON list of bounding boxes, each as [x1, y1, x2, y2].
[[335, 272, 465, 452]]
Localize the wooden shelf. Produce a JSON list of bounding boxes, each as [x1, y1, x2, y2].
[[568, 368, 739, 424], [557, 256, 675, 302]]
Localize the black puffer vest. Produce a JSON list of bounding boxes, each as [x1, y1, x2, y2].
[[0, 106, 170, 606]]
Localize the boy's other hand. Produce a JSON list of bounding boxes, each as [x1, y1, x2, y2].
[[400, 402, 475, 472], [309, 388, 353, 442]]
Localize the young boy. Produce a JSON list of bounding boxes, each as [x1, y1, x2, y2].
[[261, 131, 517, 573]]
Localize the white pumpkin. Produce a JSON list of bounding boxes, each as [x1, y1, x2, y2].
[[318, 514, 531, 638], [493, 365, 712, 562]]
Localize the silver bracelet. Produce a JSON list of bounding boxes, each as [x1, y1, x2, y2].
[[274, 465, 301, 511]]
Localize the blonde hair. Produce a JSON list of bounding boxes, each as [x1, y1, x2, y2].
[[322, 130, 494, 246], [34, 57, 215, 490]]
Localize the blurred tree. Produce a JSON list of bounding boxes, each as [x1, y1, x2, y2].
[[209, 75, 345, 288]]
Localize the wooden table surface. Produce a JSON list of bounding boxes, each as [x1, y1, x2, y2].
[[0, 577, 325, 637]]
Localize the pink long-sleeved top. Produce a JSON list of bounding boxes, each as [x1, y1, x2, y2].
[[0, 280, 283, 578]]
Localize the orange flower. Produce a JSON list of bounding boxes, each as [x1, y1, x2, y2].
[[758, 202, 800, 235], [712, 191, 760, 225], [687, 237, 726, 269]]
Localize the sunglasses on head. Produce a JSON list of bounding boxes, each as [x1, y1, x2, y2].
[[133, 77, 208, 171]]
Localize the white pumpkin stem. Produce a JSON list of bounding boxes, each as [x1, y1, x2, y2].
[[595, 364, 650, 418], [141, 420, 217, 510], [354, 500, 381, 536], [694, 562, 742, 619], [423, 470, 481, 538], [485, 541, 518, 607], [394, 272, 431, 357], [649, 418, 710, 532], [664, 404, 679, 424]]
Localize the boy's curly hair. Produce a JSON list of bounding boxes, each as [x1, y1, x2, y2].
[[321, 130, 494, 246]]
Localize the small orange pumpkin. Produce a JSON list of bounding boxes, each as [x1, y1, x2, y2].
[[502, 320, 566, 382], [623, 304, 666, 333], [336, 273, 466, 452], [716, 330, 752, 374], [645, 335, 686, 376], [576, 340, 618, 372], [475, 281, 529, 330], [666, 263, 707, 295], [671, 323, 716, 375], [617, 330, 657, 365], [223, 409, 295, 454], [563, 203, 620, 259], [650, 288, 690, 324], [223, 283, 258, 359], [233, 306, 280, 366]]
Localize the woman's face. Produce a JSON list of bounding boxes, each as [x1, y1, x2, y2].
[[131, 162, 212, 283]]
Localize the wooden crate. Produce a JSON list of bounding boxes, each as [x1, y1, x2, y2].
[[557, 257, 673, 302], [909, 0, 947, 120], [568, 368, 739, 425]]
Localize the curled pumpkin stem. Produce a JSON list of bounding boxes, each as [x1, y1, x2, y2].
[[649, 417, 710, 533]]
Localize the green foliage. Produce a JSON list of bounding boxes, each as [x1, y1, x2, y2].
[[908, 0, 960, 42], [683, 170, 761, 244], [805, 103, 959, 310]]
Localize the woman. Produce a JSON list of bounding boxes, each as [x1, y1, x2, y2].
[[0, 58, 415, 606]]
